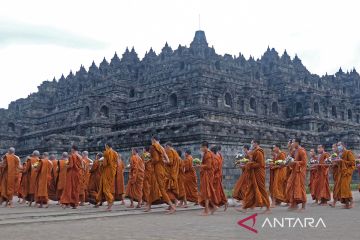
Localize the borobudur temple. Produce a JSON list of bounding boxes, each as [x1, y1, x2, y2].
[[1, 30, 360, 187]]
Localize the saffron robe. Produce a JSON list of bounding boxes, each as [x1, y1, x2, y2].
[[0, 153, 20, 201], [182, 155, 198, 202], [88, 159, 101, 203], [242, 147, 270, 209], [60, 153, 82, 206], [126, 154, 145, 202], [198, 150, 218, 207], [314, 152, 331, 202], [96, 147, 118, 204], [334, 150, 356, 204], [213, 152, 227, 206], [23, 157, 39, 201], [149, 143, 171, 204], [309, 156, 318, 200], [35, 159, 52, 204], [232, 153, 252, 201], [269, 151, 287, 203], [285, 147, 307, 204], [143, 156, 162, 204], [114, 159, 125, 201], [165, 147, 180, 201]]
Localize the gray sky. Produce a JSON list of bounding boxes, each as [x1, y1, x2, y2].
[[0, 0, 359, 108]]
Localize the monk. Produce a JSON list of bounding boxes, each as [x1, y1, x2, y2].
[[286, 138, 307, 211], [0, 147, 22, 207], [329, 143, 340, 207], [233, 145, 251, 203], [145, 136, 175, 214], [60, 145, 82, 209], [48, 154, 58, 201], [212, 145, 228, 210], [308, 148, 318, 203], [269, 144, 287, 207], [23, 150, 41, 206], [95, 143, 118, 211], [18, 162, 27, 203], [34, 154, 53, 208], [332, 142, 356, 209], [114, 153, 125, 205], [142, 146, 162, 210], [314, 145, 331, 205], [55, 152, 68, 204], [182, 150, 198, 204], [88, 153, 102, 204], [197, 141, 218, 216], [164, 142, 180, 205], [239, 139, 270, 213], [79, 151, 92, 205], [126, 148, 145, 208], [176, 149, 187, 207]]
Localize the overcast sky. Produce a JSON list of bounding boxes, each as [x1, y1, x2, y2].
[[0, 0, 359, 108]]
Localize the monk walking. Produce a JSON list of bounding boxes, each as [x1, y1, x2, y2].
[[314, 145, 330, 205], [88, 153, 102, 204], [176, 149, 187, 207], [239, 140, 271, 213], [126, 148, 145, 208], [197, 141, 218, 216], [114, 153, 125, 205], [286, 138, 307, 211], [23, 150, 40, 206], [145, 136, 176, 214], [309, 148, 318, 203], [142, 146, 162, 210], [164, 142, 180, 205], [80, 151, 92, 205], [182, 150, 198, 204], [332, 142, 356, 209], [55, 152, 68, 204], [233, 145, 251, 204], [212, 145, 228, 210], [34, 154, 53, 208], [269, 144, 287, 207], [95, 143, 118, 211], [0, 147, 22, 207], [60, 145, 82, 209]]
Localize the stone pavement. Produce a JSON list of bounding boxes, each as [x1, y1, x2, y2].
[[0, 192, 359, 240]]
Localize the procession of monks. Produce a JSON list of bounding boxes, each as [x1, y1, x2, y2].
[[0, 136, 359, 216]]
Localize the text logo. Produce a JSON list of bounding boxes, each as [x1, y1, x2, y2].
[[237, 213, 258, 234]]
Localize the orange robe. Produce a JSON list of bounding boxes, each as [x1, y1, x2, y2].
[[0, 153, 20, 201], [47, 159, 58, 201], [18, 163, 27, 199], [149, 143, 171, 204], [198, 150, 218, 207], [269, 151, 287, 203], [314, 152, 331, 202], [35, 159, 52, 204], [126, 154, 145, 202], [213, 153, 227, 206], [285, 147, 307, 204], [24, 157, 39, 201], [165, 147, 180, 201], [333, 150, 356, 204], [80, 157, 91, 202], [242, 147, 270, 209], [88, 159, 101, 204], [143, 157, 162, 204], [309, 156, 318, 200], [114, 159, 125, 201], [177, 159, 186, 201], [56, 159, 67, 200], [182, 155, 198, 202], [60, 153, 82, 206], [232, 153, 251, 201], [96, 147, 118, 204]]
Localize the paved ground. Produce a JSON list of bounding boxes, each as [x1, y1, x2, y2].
[[0, 192, 359, 240]]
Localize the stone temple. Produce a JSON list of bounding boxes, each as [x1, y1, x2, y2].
[[1, 30, 360, 187]]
